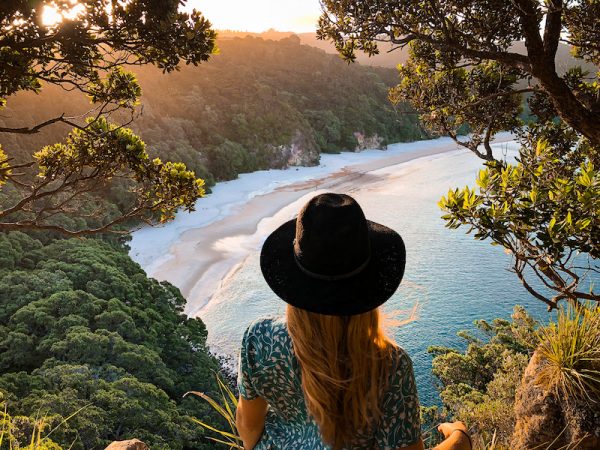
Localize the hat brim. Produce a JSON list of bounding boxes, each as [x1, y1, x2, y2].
[[260, 218, 406, 316]]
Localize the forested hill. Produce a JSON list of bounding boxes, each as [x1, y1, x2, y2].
[[0, 35, 423, 185], [217, 29, 411, 68]]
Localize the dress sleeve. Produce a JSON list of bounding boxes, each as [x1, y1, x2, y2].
[[237, 321, 260, 400], [376, 349, 422, 449]]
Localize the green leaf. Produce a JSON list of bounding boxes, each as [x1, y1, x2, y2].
[[565, 211, 573, 226], [529, 189, 538, 203], [548, 217, 557, 234]]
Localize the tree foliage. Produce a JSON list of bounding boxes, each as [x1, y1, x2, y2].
[[439, 129, 599, 309], [390, 59, 523, 160], [428, 306, 538, 447], [0, 0, 216, 235], [0, 232, 223, 449], [318, 0, 600, 308], [318, 0, 600, 150]]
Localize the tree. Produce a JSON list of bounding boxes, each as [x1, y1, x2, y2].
[[0, 234, 224, 449], [318, 0, 599, 152], [0, 0, 216, 235], [318, 0, 600, 308]]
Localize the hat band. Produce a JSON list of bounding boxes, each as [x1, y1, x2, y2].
[[293, 252, 371, 281]]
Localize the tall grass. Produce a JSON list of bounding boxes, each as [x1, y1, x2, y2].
[[0, 395, 88, 450], [536, 303, 600, 402], [472, 426, 589, 450], [185, 375, 243, 449], [1, 404, 59, 450]]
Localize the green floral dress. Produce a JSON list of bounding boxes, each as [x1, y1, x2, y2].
[[237, 317, 421, 449]]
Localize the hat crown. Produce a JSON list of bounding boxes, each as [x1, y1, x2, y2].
[[294, 193, 371, 278]]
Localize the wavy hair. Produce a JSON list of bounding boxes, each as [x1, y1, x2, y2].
[[286, 305, 397, 449]]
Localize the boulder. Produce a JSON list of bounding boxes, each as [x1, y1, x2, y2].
[[105, 439, 149, 450], [353, 132, 386, 151], [283, 129, 320, 167], [512, 351, 600, 449]]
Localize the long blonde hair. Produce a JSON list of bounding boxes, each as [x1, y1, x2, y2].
[[286, 305, 397, 449]]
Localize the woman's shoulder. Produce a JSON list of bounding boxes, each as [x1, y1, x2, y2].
[[240, 316, 294, 370], [391, 344, 412, 363], [386, 343, 415, 375], [242, 316, 289, 341]]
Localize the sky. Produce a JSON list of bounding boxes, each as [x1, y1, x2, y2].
[[186, 0, 322, 33]]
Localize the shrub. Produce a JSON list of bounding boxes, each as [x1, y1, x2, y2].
[[429, 306, 537, 447]]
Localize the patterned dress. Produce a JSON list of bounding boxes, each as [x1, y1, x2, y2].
[[237, 317, 421, 449]]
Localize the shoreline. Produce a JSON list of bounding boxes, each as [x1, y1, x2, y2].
[[129, 134, 516, 316]]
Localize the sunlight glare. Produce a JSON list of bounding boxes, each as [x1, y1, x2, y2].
[[64, 3, 86, 20], [186, 0, 321, 32], [41, 5, 62, 26]]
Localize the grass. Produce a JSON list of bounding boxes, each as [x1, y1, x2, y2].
[[185, 375, 243, 449], [536, 303, 600, 403]]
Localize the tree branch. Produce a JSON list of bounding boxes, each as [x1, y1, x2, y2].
[[0, 114, 87, 134], [513, 258, 557, 310], [466, 88, 535, 109], [0, 205, 148, 236], [543, 0, 563, 61]]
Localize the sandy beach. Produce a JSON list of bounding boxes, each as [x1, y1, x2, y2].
[[129, 134, 516, 316]]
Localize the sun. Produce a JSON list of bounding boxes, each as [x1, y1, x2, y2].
[[40, 2, 86, 27]]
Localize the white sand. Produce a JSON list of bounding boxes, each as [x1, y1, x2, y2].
[[129, 134, 516, 315]]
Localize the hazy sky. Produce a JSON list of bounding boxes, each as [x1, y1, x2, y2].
[[186, 0, 322, 32]]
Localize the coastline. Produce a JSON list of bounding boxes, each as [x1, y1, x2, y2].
[[129, 134, 516, 316]]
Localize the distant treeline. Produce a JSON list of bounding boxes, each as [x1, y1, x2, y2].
[[1, 35, 424, 187]]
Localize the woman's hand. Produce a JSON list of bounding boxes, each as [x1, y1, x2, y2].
[[433, 421, 472, 450], [437, 421, 468, 438]]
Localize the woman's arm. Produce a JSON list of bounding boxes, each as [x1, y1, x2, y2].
[[235, 395, 268, 450]]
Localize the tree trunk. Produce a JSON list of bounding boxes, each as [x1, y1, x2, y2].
[[534, 68, 600, 147]]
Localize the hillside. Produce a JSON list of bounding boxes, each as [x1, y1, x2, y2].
[[0, 233, 225, 449], [3, 32, 592, 189], [0, 35, 423, 186]]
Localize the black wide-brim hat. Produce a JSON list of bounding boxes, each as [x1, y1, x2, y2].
[[260, 193, 406, 316]]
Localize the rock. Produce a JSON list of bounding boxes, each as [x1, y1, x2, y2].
[[105, 439, 149, 450], [512, 351, 600, 449], [353, 132, 386, 151], [280, 129, 320, 167]]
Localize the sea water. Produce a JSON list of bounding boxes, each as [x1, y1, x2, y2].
[[197, 144, 555, 406]]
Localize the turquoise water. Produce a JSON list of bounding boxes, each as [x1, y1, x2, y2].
[[199, 147, 554, 406]]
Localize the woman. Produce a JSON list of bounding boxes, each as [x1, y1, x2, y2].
[[236, 193, 472, 450]]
